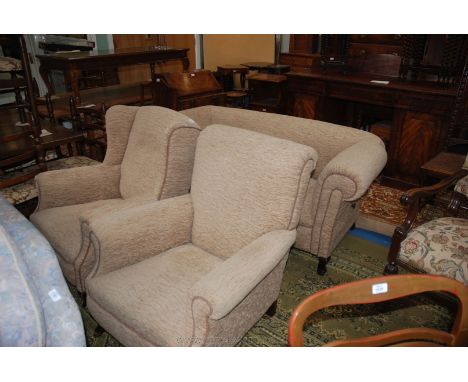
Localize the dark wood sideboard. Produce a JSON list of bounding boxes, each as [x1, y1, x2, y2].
[[287, 70, 456, 188], [282, 35, 468, 189]]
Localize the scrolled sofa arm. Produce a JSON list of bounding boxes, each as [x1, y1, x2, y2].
[[191, 230, 296, 320], [35, 165, 122, 211], [318, 139, 387, 201], [87, 194, 193, 279]]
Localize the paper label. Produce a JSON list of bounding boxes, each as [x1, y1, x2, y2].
[[48, 289, 62, 302], [372, 282, 388, 295]]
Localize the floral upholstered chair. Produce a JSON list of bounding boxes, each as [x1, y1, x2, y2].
[[385, 169, 468, 286]]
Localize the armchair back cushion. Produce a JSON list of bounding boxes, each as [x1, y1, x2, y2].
[[119, 106, 200, 199], [191, 124, 317, 259]]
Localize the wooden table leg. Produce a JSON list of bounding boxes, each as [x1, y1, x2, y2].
[[39, 64, 55, 94], [65, 66, 82, 105]]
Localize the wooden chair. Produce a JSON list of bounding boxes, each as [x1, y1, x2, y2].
[[69, 95, 107, 161], [384, 170, 468, 282], [0, 35, 47, 188], [1, 36, 86, 189], [288, 274, 468, 347]]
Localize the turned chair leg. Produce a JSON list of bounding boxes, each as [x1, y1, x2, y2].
[[384, 262, 399, 275], [266, 300, 277, 317], [317, 257, 329, 276]]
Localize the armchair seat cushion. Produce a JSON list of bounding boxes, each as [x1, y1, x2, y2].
[[400, 217, 468, 285], [87, 244, 222, 346]]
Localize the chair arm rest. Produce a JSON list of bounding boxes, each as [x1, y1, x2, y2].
[[318, 139, 387, 201], [397, 169, 468, 236], [402, 169, 468, 206], [191, 230, 296, 320], [35, 164, 121, 211], [87, 194, 193, 279]]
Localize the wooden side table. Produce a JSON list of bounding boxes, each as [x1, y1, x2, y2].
[[421, 152, 466, 181], [248, 73, 287, 114], [240, 62, 273, 71], [216, 65, 249, 91]]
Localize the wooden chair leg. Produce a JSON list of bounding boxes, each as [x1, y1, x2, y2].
[[384, 227, 404, 274], [317, 257, 329, 276], [266, 300, 277, 317]]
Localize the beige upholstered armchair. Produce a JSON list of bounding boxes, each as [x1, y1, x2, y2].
[[30, 106, 201, 292], [85, 124, 317, 346], [181, 106, 387, 274]]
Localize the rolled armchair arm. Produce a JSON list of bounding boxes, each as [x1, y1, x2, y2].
[[87, 194, 193, 279], [318, 139, 387, 201], [191, 230, 296, 320], [35, 164, 121, 211]]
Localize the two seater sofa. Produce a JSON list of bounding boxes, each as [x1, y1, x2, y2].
[[181, 106, 387, 274]]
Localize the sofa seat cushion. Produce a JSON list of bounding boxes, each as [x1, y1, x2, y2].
[[454, 175, 468, 197], [87, 244, 222, 346], [400, 217, 468, 285]]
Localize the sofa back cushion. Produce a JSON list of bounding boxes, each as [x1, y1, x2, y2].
[[191, 124, 317, 259], [181, 105, 381, 176], [120, 107, 201, 199]]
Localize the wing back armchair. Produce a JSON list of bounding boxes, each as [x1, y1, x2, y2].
[[30, 106, 201, 291], [85, 124, 317, 346]]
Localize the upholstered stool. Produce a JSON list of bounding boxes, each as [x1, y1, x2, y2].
[[399, 217, 468, 285]]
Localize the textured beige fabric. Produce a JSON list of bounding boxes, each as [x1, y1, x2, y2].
[[30, 197, 154, 288], [86, 124, 314, 346], [298, 177, 318, 228], [34, 165, 121, 211], [31, 106, 201, 290], [119, 106, 200, 199], [191, 124, 317, 259], [316, 140, 388, 201], [159, 127, 200, 200], [182, 105, 387, 258], [181, 105, 383, 176], [87, 244, 222, 346], [296, 225, 313, 253], [102, 106, 139, 166], [192, 230, 296, 320], [88, 195, 193, 278], [192, 256, 288, 346]]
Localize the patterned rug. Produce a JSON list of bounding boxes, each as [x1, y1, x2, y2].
[[70, 234, 455, 347], [357, 182, 468, 237]]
